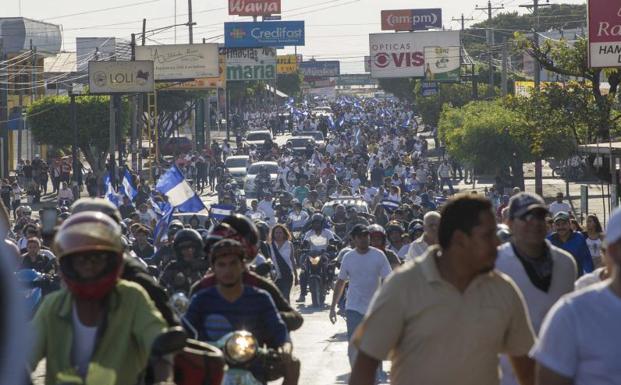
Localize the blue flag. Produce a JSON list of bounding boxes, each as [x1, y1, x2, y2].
[[153, 201, 174, 243], [155, 165, 208, 214], [380, 199, 400, 213], [120, 169, 138, 200], [210, 204, 235, 221], [327, 115, 335, 130], [103, 172, 120, 207]]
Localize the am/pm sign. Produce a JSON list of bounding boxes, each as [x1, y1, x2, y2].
[[588, 0, 621, 68]]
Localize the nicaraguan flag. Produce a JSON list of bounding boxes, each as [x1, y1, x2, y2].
[[210, 204, 235, 221], [354, 127, 361, 146], [155, 165, 208, 214], [327, 115, 335, 130], [120, 169, 138, 200], [153, 201, 173, 243], [401, 117, 411, 129], [337, 117, 345, 128], [103, 172, 120, 207], [380, 199, 400, 213]]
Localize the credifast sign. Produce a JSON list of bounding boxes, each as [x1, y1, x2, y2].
[[588, 0, 621, 68], [224, 21, 305, 48], [381, 9, 442, 31], [229, 0, 281, 16], [369, 31, 460, 78]]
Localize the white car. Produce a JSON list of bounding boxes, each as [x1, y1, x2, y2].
[[244, 161, 279, 198], [304, 131, 325, 148], [224, 155, 251, 184], [244, 130, 273, 147]]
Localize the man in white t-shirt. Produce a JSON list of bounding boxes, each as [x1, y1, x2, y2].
[[530, 206, 621, 385], [496, 193, 577, 385], [548, 192, 571, 216], [329, 224, 392, 367], [405, 211, 440, 261]]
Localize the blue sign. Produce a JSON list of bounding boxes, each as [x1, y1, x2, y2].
[[412, 9, 442, 30], [421, 81, 439, 96], [300, 60, 340, 79], [224, 21, 305, 48]]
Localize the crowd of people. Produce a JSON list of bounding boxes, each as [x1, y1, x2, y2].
[[1, 95, 619, 385]]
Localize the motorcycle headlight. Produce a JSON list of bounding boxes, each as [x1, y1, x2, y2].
[[310, 256, 321, 265], [170, 292, 190, 314], [225, 331, 258, 364]]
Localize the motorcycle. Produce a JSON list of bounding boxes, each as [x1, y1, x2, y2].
[[300, 235, 338, 307]]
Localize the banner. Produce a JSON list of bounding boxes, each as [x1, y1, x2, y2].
[[224, 47, 277, 81], [224, 21, 305, 48], [381, 9, 443, 31], [229, 0, 281, 16], [369, 31, 460, 78], [88, 61, 154, 94], [300, 60, 340, 81], [135, 44, 219, 80], [423, 46, 460, 82], [588, 0, 621, 68], [277, 54, 299, 74]]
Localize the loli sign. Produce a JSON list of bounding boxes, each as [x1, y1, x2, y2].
[[229, 0, 281, 16], [588, 0, 621, 68]]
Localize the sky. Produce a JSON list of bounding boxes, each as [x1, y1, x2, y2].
[[2, 0, 586, 73]]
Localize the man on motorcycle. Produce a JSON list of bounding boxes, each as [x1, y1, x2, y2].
[[287, 201, 309, 232], [386, 220, 409, 260], [368, 224, 402, 269], [246, 200, 266, 221], [30, 211, 171, 385], [184, 239, 296, 385], [160, 229, 210, 294], [20, 237, 55, 274], [148, 220, 185, 268]]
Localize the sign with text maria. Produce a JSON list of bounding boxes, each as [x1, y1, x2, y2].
[[88, 61, 154, 94], [277, 54, 300, 74], [135, 44, 219, 80], [423, 46, 460, 82], [381, 9, 442, 31], [300, 60, 340, 81], [588, 0, 621, 68], [369, 31, 460, 78], [229, 0, 281, 16], [224, 47, 277, 81], [224, 21, 305, 48]]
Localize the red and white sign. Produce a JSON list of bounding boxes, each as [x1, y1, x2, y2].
[[588, 0, 621, 68], [369, 31, 460, 78], [229, 0, 281, 16], [381, 10, 413, 31]]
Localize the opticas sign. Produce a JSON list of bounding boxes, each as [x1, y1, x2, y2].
[[224, 21, 305, 48], [588, 0, 621, 68], [229, 0, 281, 16], [381, 9, 442, 31], [369, 31, 460, 78]]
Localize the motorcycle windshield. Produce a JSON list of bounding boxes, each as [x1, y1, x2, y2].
[[309, 235, 328, 251]]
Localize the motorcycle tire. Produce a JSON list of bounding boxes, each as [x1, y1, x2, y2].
[[309, 277, 321, 307]]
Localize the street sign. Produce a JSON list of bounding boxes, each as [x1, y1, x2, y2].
[[224, 47, 277, 81], [224, 21, 305, 48], [421, 81, 439, 96], [88, 61, 154, 94], [424, 46, 461, 82], [277, 54, 299, 74], [229, 0, 281, 16], [588, 0, 621, 68], [381, 9, 443, 31], [135, 44, 219, 81]]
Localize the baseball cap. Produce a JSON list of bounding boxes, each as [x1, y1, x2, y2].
[[553, 211, 571, 223], [605, 207, 621, 245], [508, 192, 548, 219], [350, 224, 369, 237]]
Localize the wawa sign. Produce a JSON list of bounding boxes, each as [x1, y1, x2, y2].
[[229, 0, 281, 16], [588, 0, 621, 68]]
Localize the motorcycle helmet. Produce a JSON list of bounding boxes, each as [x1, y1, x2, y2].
[[253, 220, 269, 241], [71, 198, 122, 224], [173, 229, 204, 259], [385, 220, 405, 234], [310, 213, 325, 224], [209, 239, 246, 265], [20, 205, 32, 217], [367, 224, 386, 239], [53, 211, 124, 300], [497, 224, 512, 244], [219, 214, 259, 259]]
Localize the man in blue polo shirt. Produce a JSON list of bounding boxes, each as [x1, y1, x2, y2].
[[547, 211, 593, 276]]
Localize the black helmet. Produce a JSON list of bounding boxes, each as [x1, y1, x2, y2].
[[386, 220, 405, 234], [253, 220, 269, 241], [173, 229, 204, 259], [220, 214, 259, 258], [311, 213, 325, 224]]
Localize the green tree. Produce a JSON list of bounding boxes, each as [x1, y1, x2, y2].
[[142, 90, 204, 141], [28, 95, 127, 177], [277, 72, 302, 98], [377, 78, 416, 101], [414, 82, 490, 128]]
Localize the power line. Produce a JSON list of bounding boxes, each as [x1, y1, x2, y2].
[[41, 0, 162, 21]]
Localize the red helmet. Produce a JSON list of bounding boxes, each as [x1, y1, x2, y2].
[[53, 211, 124, 300], [217, 214, 259, 259]]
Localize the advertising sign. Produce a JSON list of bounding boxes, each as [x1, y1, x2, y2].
[[381, 9, 442, 31], [224, 21, 305, 48], [164, 52, 227, 90], [588, 0, 621, 68], [277, 54, 299, 74], [300, 60, 340, 81], [224, 47, 277, 81], [337, 74, 377, 86], [135, 44, 219, 80], [421, 81, 439, 96], [424, 46, 460, 82], [369, 31, 460, 78], [88, 61, 154, 94], [229, 0, 281, 16]]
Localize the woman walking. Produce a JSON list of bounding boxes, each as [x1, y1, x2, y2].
[[584, 213, 604, 267], [270, 224, 298, 302]]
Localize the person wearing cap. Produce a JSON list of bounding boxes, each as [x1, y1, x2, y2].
[[132, 225, 154, 260], [287, 201, 309, 232], [405, 211, 440, 261], [548, 192, 571, 216], [547, 211, 594, 276], [349, 194, 536, 385], [147, 219, 184, 269], [530, 206, 621, 385], [495, 193, 577, 385], [329, 223, 392, 368]]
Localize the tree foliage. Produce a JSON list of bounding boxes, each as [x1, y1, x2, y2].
[[28, 95, 127, 176], [414, 82, 491, 128], [377, 78, 416, 101], [143, 90, 203, 141], [277, 72, 302, 98]]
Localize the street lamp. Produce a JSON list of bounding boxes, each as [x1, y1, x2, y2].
[[69, 83, 83, 200]]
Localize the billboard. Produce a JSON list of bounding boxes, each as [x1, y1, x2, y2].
[[588, 0, 621, 68], [135, 44, 219, 80], [88, 61, 154, 94], [224, 47, 277, 81], [229, 0, 281, 16], [369, 31, 460, 78], [277, 54, 299, 74], [424, 46, 460, 82], [381, 9, 442, 31], [163, 51, 227, 89], [337, 74, 377, 86], [300, 60, 340, 80], [224, 21, 305, 48]]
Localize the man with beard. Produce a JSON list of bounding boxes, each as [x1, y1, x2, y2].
[[349, 194, 536, 385]]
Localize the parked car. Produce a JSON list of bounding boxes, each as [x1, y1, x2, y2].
[[286, 136, 315, 157], [244, 161, 279, 198], [224, 155, 251, 184], [160, 137, 193, 156], [244, 130, 273, 147]]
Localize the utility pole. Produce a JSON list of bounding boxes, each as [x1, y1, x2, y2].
[[130, 33, 138, 171], [475, 1, 504, 97], [0, 38, 8, 178], [520, 0, 550, 196], [187, 0, 195, 44], [501, 38, 508, 96], [142, 19, 147, 46], [452, 13, 474, 32]]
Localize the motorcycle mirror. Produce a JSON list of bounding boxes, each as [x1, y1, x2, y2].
[[151, 326, 187, 357]]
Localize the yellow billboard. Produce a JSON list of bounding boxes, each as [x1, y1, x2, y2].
[[277, 54, 299, 74]]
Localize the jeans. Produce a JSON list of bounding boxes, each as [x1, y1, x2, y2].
[[439, 176, 455, 194], [345, 310, 365, 368]]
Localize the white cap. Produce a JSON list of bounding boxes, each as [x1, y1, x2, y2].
[[605, 207, 621, 245]]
